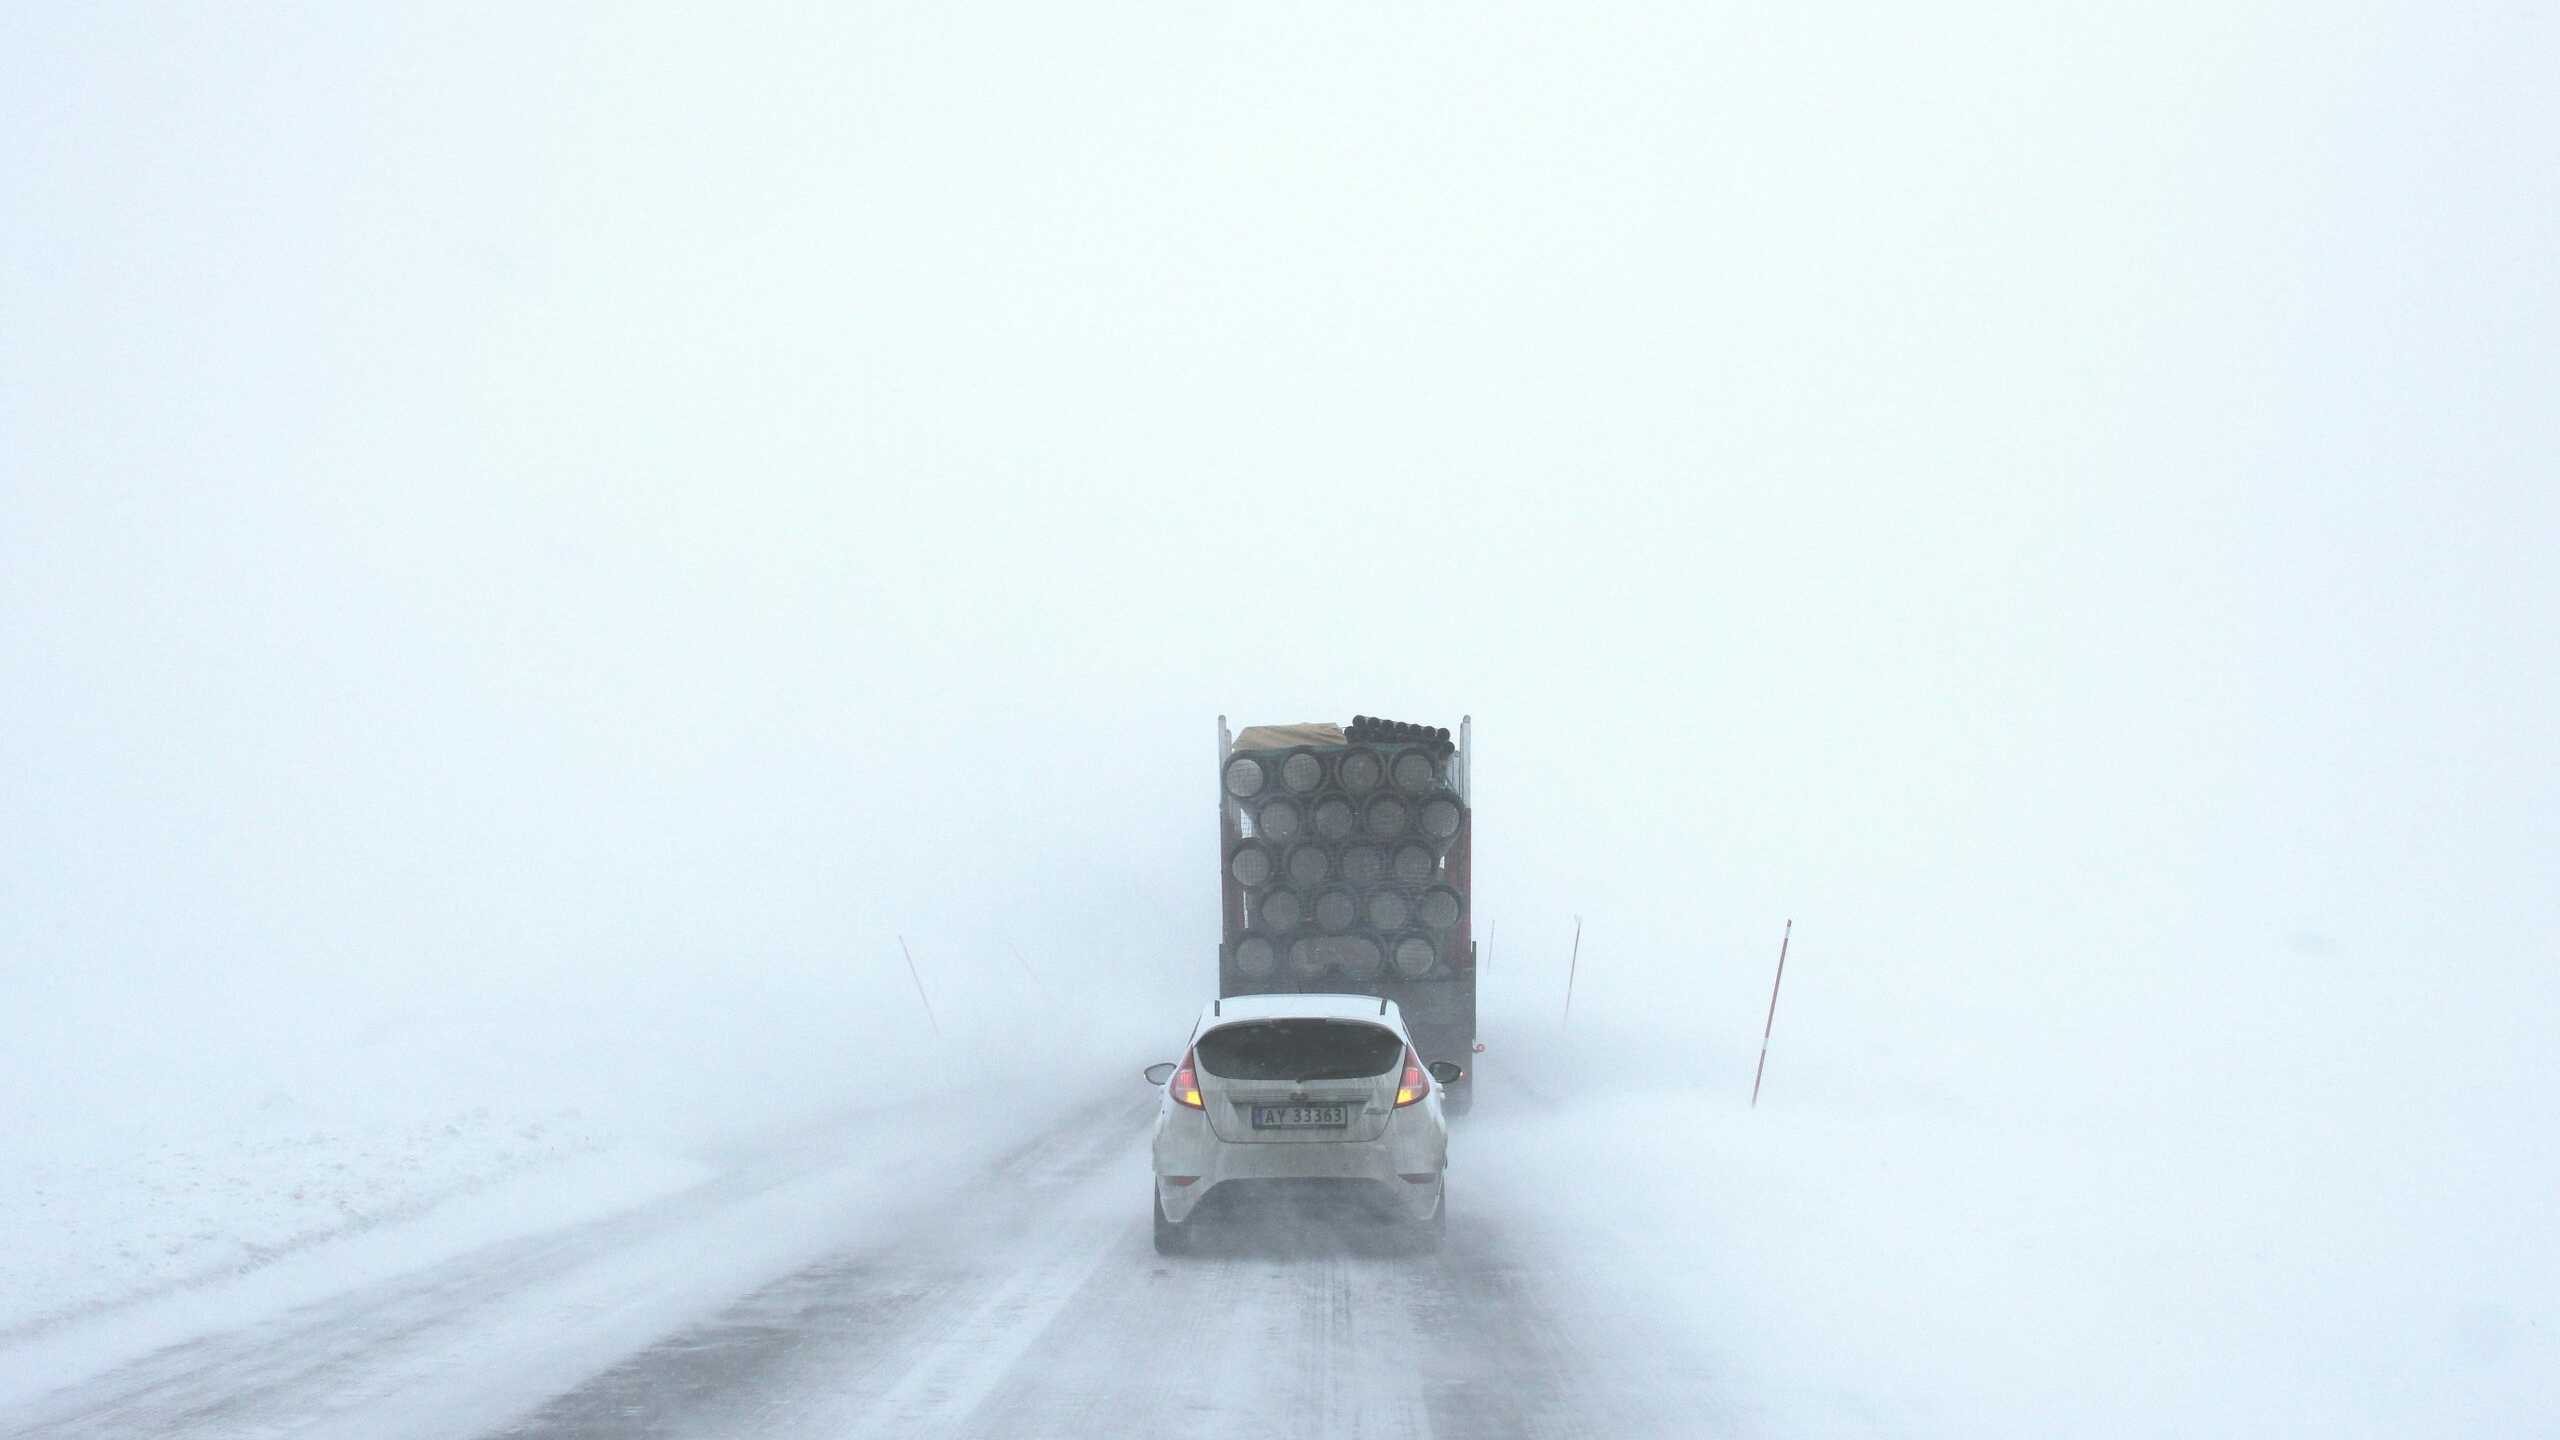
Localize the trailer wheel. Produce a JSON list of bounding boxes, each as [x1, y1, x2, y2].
[[1442, 1074, 1473, 1118]]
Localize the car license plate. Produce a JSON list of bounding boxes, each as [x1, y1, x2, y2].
[[1252, 1103, 1350, 1129]]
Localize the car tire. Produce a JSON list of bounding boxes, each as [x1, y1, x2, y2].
[[1407, 1178, 1447, 1254], [1152, 1184, 1193, 1256]]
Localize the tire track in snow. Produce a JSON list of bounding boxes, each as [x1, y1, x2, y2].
[[499, 1090, 1699, 1440], [0, 1096, 1135, 1440], [491, 1096, 1149, 1440], [6, 1079, 1720, 1439]]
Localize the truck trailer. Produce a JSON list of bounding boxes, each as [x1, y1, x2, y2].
[[1216, 715, 1476, 1113]]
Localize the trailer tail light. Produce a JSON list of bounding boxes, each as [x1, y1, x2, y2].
[[1171, 1050, 1205, 1109], [1394, 1046, 1430, 1107]]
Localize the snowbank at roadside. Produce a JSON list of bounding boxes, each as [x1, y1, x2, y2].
[[0, 1097, 680, 1343], [1470, 1015, 2557, 1440], [0, 946, 1174, 1376]]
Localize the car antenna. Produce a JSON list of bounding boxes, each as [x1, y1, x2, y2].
[[1214, 999, 1221, 1016], [1379, 997, 1388, 1016]]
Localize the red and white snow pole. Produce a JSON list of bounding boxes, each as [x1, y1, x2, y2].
[[1750, 919, 1792, 1109]]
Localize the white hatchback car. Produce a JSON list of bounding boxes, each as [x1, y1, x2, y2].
[[1144, 993, 1461, 1254]]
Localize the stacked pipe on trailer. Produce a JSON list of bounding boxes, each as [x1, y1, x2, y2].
[[1221, 722, 1469, 989]]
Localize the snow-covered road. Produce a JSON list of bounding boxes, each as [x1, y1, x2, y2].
[[1, 1084, 1714, 1440]]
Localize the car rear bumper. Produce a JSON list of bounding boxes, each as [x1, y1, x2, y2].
[[1154, 1111, 1443, 1224], [1168, 1175, 1441, 1228]]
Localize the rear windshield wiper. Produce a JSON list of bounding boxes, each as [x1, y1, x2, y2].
[[1293, 1065, 1388, 1083]]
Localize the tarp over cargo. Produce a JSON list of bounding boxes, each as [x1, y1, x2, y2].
[[1232, 722, 1347, 751]]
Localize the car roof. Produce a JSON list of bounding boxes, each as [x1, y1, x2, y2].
[[1196, 992, 1404, 1028]]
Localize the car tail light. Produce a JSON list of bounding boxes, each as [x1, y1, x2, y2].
[[1171, 1049, 1205, 1109], [1394, 1045, 1429, 1107]]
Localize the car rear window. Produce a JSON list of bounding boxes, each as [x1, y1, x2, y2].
[[1195, 1019, 1403, 1082]]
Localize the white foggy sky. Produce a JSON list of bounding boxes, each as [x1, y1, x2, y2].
[[3, 4, 2554, 1133]]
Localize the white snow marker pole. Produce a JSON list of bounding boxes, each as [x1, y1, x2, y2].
[[1561, 916, 1584, 1028], [1751, 919, 1792, 1109], [899, 935, 940, 1036]]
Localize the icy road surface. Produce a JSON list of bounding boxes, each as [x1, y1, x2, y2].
[[0, 1084, 1716, 1440]]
